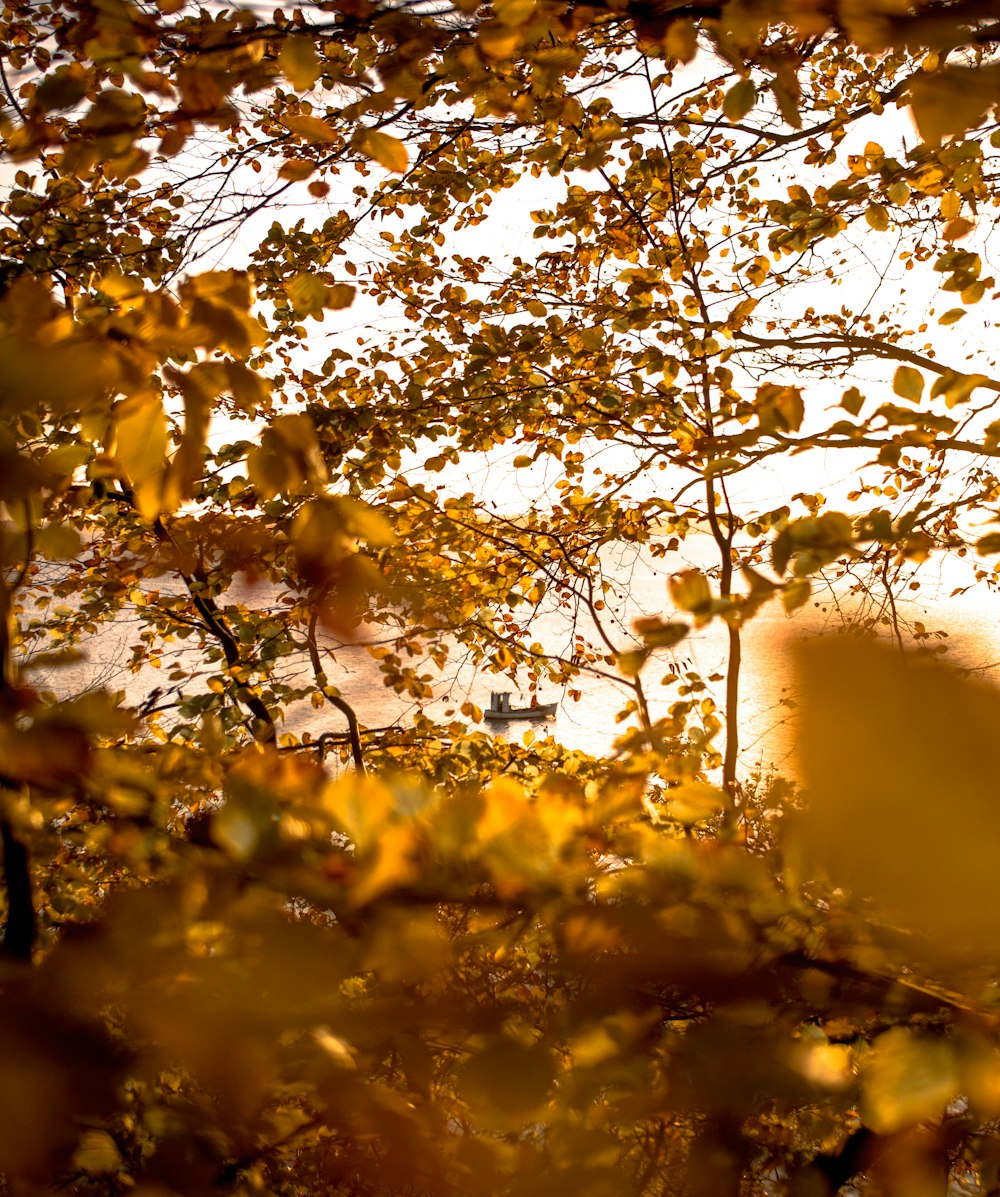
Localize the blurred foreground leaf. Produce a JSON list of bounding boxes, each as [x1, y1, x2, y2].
[[795, 637, 1000, 957]]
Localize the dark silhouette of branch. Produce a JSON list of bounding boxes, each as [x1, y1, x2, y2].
[[733, 329, 1000, 393], [306, 600, 366, 774], [147, 512, 276, 742], [0, 816, 35, 963], [0, 55, 25, 122]]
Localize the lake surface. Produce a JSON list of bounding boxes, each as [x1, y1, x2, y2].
[[37, 536, 1000, 779]]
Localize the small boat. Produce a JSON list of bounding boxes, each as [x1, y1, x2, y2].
[[484, 691, 558, 721]]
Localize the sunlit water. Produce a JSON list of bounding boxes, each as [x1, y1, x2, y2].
[[35, 535, 1000, 780]]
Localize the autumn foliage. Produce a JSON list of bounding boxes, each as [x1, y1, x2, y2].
[[6, 1, 1000, 1194]]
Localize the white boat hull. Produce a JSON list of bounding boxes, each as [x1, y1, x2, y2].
[[484, 703, 557, 721]]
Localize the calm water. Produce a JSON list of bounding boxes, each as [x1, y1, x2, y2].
[[35, 535, 1000, 778]]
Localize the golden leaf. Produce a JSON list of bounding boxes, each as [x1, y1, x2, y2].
[[664, 18, 698, 62], [115, 395, 168, 519], [893, 365, 924, 402], [279, 35, 321, 91], [943, 217, 974, 242], [283, 113, 338, 144], [861, 1029, 957, 1133], [795, 638, 1000, 957], [865, 203, 889, 231], [353, 129, 408, 173], [723, 79, 756, 122], [909, 67, 996, 144]]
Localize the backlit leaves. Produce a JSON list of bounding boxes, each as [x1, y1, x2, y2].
[[114, 394, 169, 519], [279, 36, 322, 91], [861, 1029, 957, 1134], [893, 365, 924, 402], [353, 129, 409, 173], [754, 383, 804, 433], [796, 638, 1000, 957], [865, 203, 889, 231], [723, 79, 757, 122], [8, 4, 1000, 1197], [909, 66, 999, 144], [286, 273, 356, 317]]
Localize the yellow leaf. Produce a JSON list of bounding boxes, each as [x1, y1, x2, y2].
[[940, 190, 961, 219], [861, 1029, 957, 1133], [328, 283, 356, 309], [723, 79, 756, 122], [755, 382, 804, 432], [893, 364, 924, 402], [278, 158, 316, 181], [728, 296, 757, 330], [323, 774, 394, 852], [938, 307, 966, 325], [351, 821, 421, 906], [943, 216, 974, 241], [664, 18, 698, 62], [493, 0, 535, 23], [795, 638, 1000, 957], [865, 203, 889, 231], [909, 67, 996, 144], [36, 524, 82, 560], [667, 781, 725, 826], [354, 128, 408, 173], [886, 180, 910, 205], [781, 577, 810, 612], [279, 35, 321, 91], [669, 568, 711, 613], [477, 23, 521, 59], [617, 648, 649, 677], [962, 279, 986, 304], [72, 1130, 122, 1175], [116, 396, 168, 519], [459, 1039, 555, 1128], [283, 113, 338, 143], [286, 273, 330, 317]]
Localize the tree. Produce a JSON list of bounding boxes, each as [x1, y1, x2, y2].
[[5, 1, 1000, 1194]]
